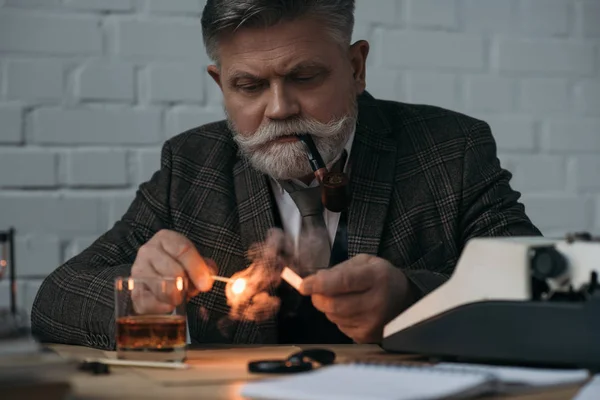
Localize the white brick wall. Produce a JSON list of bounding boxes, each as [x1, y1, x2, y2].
[[0, 0, 599, 314]]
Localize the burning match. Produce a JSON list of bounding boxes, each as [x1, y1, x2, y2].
[[211, 275, 234, 283], [212, 275, 247, 295]]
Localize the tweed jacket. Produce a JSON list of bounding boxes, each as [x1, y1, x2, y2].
[[31, 91, 541, 350]]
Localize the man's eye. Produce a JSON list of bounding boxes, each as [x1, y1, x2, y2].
[[294, 75, 316, 82], [236, 83, 263, 93]]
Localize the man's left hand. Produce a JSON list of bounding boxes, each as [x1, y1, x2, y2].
[[299, 254, 415, 344]]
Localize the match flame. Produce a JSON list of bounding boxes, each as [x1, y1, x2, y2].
[[127, 277, 135, 291], [176, 276, 184, 291], [231, 278, 246, 295]]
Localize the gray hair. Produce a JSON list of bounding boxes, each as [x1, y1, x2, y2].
[[201, 0, 356, 63]]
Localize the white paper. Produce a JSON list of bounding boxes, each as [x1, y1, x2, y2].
[[240, 363, 492, 400], [281, 267, 303, 291], [573, 374, 600, 400], [434, 362, 589, 388]]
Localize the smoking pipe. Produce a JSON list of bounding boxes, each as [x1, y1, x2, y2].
[[296, 134, 349, 213]]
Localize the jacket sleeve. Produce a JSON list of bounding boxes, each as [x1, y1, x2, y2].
[[404, 120, 542, 299], [30, 142, 174, 350]]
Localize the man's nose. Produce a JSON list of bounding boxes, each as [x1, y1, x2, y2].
[[264, 83, 300, 120]]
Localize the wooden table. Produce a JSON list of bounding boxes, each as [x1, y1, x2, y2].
[[30, 344, 587, 399]]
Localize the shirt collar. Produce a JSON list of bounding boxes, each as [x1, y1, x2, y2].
[[271, 127, 356, 194]]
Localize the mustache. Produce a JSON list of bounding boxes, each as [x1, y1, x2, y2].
[[231, 115, 352, 150]]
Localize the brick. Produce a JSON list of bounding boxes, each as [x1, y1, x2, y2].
[[166, 106, 225, 138], [0, 281, 27, 311], [0, 105, 23, 144], [107, 191, 135, 222], [462, 0, 514, 33], [117, 20, 209, 61], [481, 115, 536, 151], [32, 108, 162, 145], [136, 148, 161, 184], [405, 72, 458, 110], [0, 149, 57, 187], [365, 69, 403, 102], [206, 81, 224, 107], [543, 119, 600, 152], [0, 194, 106, 234], [6, 59, 63, 101], [4, 0, 61, 6], [568, 156, 600, 191], [355, 0, 397, 25], [63, 0, 134, 11], [66, 237, 97, 260], [0, 10, 102, 55], [582, 1, 600, 37], [22, 280, 44, 317], [15, 236, 61, 277], [501, 155, 565, 192], [147, 64, 204, 103], [597, 45, 600, 75], [406, 0, 457, 29], [574, 79, 600, 116], [77, 63, 135, 101], [465, 76, 515, 112], [521, 195, 590, 232], [518, 0, 571, 36], [66, 149, 128, 187], [519, 78, 570, 112], [382, 31, 485, 70], [147, 0, 204, 14], [496, 38, 594, 75], [352, 23, 371, 43]]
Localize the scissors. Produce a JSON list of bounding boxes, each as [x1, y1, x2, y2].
[[248, 348, 336, 374]]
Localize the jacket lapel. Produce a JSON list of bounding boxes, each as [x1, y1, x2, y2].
[[347, 92, 398, 258], [231, 156, 279, 344], [233, 156, 277, 252]]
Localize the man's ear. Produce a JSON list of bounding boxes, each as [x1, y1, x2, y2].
[[348, 40, 370, 93], [207, 65, 222, 89]]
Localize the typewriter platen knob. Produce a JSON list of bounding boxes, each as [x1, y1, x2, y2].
[[530, 246, 568, 281], [566, 231, 593, 243]]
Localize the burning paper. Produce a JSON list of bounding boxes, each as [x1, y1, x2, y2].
[[280, 266, 303, 291], [218, 227, 321, 326]]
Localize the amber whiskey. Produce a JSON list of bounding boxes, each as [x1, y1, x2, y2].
[[116, 315, 186, 361]]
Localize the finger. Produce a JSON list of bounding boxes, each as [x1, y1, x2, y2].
[[147, 247, 186, 278], [135, 243, 191, 302], [311, 293, 369, 319], [130, 277, 175, 314], [130, 276, 185, 310], [301, 257, 375, 296], [132, 287, 175, 315], [155, 230, 214, 292], [150, 246, 198, 300]]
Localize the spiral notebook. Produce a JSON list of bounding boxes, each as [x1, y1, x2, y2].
[[240, 362, 589, 400]]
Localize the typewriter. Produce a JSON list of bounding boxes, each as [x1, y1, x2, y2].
[[382, 233, 600, 369]]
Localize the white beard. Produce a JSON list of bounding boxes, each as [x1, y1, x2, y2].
[[227, 98, 358, 180]]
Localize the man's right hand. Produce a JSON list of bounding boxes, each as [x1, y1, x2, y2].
[[130, 229, 216, 314]]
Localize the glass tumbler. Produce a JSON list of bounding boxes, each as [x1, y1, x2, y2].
[[114, 276, 188, 362]]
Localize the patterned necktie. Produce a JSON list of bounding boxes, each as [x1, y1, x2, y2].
[[279, 182, 331, 275]]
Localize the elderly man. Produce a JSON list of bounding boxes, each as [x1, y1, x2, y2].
[[31, 0, 540, 349]]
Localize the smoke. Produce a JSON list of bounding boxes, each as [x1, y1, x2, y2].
[[216, 226, 330, 339], [222, 228, 294, 324]]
